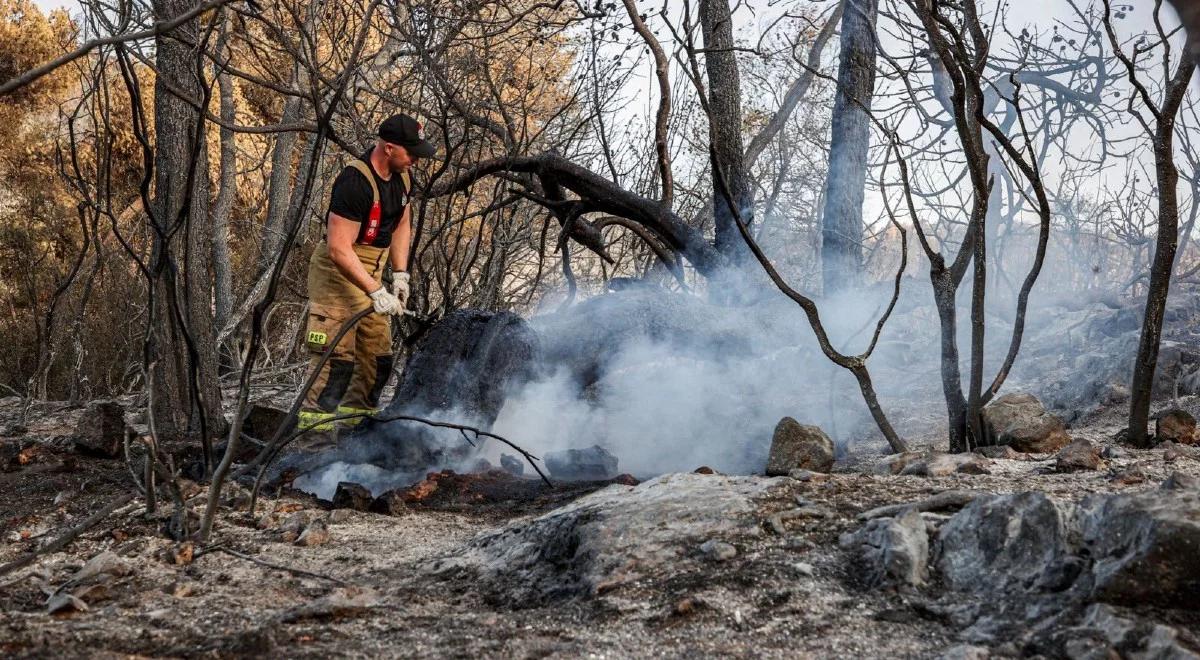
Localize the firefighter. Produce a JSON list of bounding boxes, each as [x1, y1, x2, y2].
[[298, 113, 436, 434]]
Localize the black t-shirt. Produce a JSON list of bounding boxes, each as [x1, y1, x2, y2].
[[326, 150, 410, 248]]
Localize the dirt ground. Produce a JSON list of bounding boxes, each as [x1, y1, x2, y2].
[[1, 396, 1198, 659]]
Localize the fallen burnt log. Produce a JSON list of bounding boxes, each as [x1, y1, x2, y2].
[[332, 469, 640, 517]]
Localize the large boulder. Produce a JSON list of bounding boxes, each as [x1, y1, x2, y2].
[[765, 417, 834, 475], [425, 473, 786, 606], [73, 401, 127, 458], [1077, 488, 1200, 608], [980, 393, 1070, 453], [934, 492, 1071, 593]]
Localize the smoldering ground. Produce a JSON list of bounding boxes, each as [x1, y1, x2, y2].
[[291, 248, 1200, 501]]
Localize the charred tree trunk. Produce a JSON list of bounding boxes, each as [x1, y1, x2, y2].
[[150, 0, 225, 448], [212, 27, 236, 341], [699, 0, 753, 272], [820, 0, 877, 296], [1127, 55, 1196, 446], [259, 91, 303, 275]]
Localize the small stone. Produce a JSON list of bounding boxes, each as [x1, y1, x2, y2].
[[699, 539, 737, 561], [878, 452, 923, 475], [1101, 445, 1125, 460], [766, 417, 835, 475], [1155, 409, 1197, 445], [369, 489, 409, 516], [46, 592, 88, 614], [792, 561, 815, 577], [900, 452, 991, 477], [499, 453, 524, 476], [1161, 471, 1200, 490], [694, 466, 715, 475], [974, 445, 1025, 460], [788, 468, 829, 482], [332, 482, 373, 511], [171, 542, 194, 566], [168, 581, 197, 598], [1110, 466, 1146, 485], [329, 509, 354, 524], [1162, 442, 1188, 463], [296, 520, 330, 547], [673, 597, 699, 616], [1056, 438, 1103, 472], [277, 511, 310, 543], [74, 551, 133, 582], [937, 644, 990, 660]]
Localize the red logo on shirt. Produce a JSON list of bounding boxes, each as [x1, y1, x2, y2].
[[364, 201, 381, 243]]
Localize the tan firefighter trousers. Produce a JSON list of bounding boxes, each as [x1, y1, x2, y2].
[[299, 241, 394, 430]]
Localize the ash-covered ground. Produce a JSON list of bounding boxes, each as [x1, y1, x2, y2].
[[1, 287, 1199, 658]]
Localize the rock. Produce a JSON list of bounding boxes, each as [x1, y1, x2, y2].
[[858, 490, 983, 521], [241, 404, 295, 442], [694, 466, 715, 474], [937, 645, 990, 660], [1109, 466, 1146, 485], [840, 508, 929, 588], [169, 542, 194, 566], [975, 445, 1026, 460], [1056, 438, 1103, 472], [370, 489, 409, 516], [278, 511, 311, 543], [426, 473, 785, 606], [1156, 409, 1198, 445], [328, 509, 354, 524], [499, 453, 524, 476], [1077, 488, 1200, 608], [72, 401, 126, 458], [1162, 471, 1200, 490], [332, 482, 373, 511], [935, 492, 1069, 593], [545, 445, 618, 480], [792, 561, 815, 577], [877, 451, 923, 475], [787, 468, 828, 482], [980, 392, 1071, 453], [900, 452, 991, 477], [1162, 441, 1191, 463], [1101, 445, 1125, 460], [277, 587, 379, 623], [72, 551, 132, 582], [765, 417, 834, 475], [699, 539, 737, 561], [46, 592, 88, 614], [296, 520, 330, 547], [469, 458, 493, 473]]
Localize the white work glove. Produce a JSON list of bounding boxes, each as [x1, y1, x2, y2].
[[368, 286, 402, 316], [391, 271, 411, 311]]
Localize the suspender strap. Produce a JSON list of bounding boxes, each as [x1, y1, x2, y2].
[[346, 160, 379, 206]]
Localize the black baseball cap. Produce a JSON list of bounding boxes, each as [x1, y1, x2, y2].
[[378, 113, 436, 158]]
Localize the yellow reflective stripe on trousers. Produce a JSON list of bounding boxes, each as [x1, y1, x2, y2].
[[297, 410, 338, 432], [336, 406, 378, 426]]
